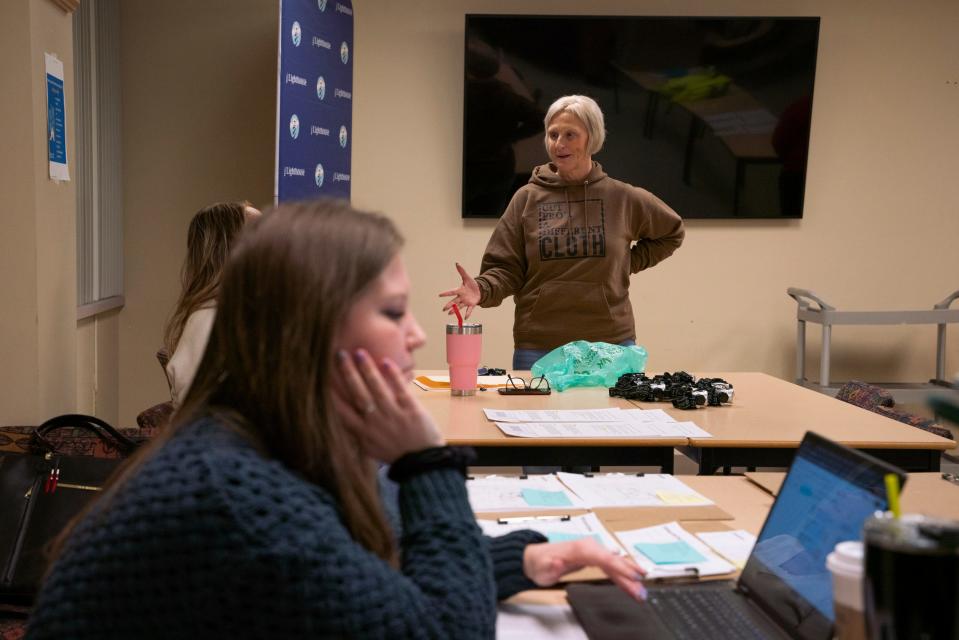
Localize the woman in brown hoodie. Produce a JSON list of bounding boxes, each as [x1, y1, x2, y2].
[[441, 95, 685, 370]]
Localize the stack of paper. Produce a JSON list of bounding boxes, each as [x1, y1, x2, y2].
[[556, 473, 714, 508], [466, 475, 587, 512], [482, 407, 712, 439], [696, 530, 757, 569], [616, 521, 736, 579], [477, 513, 623, 554]]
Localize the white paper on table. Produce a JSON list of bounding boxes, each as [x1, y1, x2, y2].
[[615, 521, 736, 579], [483, 408, 624, 423], [494, 421, 693, 438], [478, 512, 624, 554], [497, 602, 588, 640], [556, 473, 714, 508], [619, 410, 712, 437], [466, 474, 587, 512], [695, 530, 757, 569]]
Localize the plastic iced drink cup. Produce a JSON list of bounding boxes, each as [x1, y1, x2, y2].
[[863, 513, 959, 639], [826, 540, 865, 640], [446, 323, 482, 396]]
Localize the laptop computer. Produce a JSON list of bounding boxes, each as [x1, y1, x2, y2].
[[567, 432, 906, 640]]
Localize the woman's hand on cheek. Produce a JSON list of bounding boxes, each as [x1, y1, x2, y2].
[[522, 538, 647, 601], [334, 348, 444, 463]]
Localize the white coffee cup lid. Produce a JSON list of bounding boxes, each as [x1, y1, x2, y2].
[[826, 540, 864, 577]]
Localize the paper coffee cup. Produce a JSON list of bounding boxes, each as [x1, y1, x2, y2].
[[826, 540, 865, 640]]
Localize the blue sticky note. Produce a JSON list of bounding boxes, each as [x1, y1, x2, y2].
[[520, 488, 573, 507], [546, 532, 603, 545], [634, 541, 706, 565]]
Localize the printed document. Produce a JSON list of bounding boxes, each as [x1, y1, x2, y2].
[[616, 521, 735, 579], [557, 473, 714, 508], [695, 530, 757, 569], [477, 513, 623, 554], [494, 420, 711, 438], [483, 408, 625, 423], [467, 475, 587, 512]]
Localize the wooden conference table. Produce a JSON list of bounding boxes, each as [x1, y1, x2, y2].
[[415, 372, 684, 473], [495, 472, 959, 638], [649, 372, 955, 474], [416, 371, 955, 475]]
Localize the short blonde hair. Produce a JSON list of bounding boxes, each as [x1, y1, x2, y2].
[[543, 95, 606, 155]]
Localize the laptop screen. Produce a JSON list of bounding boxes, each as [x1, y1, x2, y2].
[[738, 432, 905, 639]]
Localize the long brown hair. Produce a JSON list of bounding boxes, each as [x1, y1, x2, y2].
[[162, 201, 250, 356], [58, 200, 402, 564]]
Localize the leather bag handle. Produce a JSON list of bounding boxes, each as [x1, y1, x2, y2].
[[30, 414, 141, 456]]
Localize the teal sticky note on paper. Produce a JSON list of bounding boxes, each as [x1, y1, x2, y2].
[[634, 541, 706, 565], [546, 532, 602, 545], [520, 488, 573, 507]]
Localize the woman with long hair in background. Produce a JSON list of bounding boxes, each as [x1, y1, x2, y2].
[[162, 200, 259, 404]]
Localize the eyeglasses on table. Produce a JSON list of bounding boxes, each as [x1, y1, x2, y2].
[[497, 374, 551, 395]]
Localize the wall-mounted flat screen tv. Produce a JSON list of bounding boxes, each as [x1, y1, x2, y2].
[[463, 15, 820, 219]]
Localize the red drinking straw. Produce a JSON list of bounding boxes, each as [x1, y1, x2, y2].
[[451, 303, 464, 329]]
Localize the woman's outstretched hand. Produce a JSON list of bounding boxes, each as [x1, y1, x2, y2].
[[438, 263, 480, 319], [334, 348, 444, 463], [523, 538, 647, 601]]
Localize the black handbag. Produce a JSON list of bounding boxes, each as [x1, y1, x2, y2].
[[0, 414, 142, 607]]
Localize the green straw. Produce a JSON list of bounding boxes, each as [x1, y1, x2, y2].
[[884, 473, 902, 519]]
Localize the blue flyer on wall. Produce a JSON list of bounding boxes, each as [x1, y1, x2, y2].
[[275, 0, 353, 202], [46, 53, 70, 182]]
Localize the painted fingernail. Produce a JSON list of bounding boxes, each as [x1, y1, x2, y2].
[[354, 349, 367, 362], [336, 349, 348, 362], [635, 582, 647, 600]]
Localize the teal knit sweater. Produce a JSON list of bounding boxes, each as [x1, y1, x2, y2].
[[26, 419, 544, 639]]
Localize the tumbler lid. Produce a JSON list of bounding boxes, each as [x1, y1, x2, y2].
[[865, 513, 959, 555], [918, 519, 959, 548], [447, 323, 482, 335]]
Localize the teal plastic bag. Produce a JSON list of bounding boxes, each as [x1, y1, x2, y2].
[[531, 341, 648, 391]]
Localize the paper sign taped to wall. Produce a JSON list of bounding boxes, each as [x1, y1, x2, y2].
[[46, 53, 70, 182]]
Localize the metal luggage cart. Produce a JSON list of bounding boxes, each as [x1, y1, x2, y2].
[[787, 287, 959, 402]]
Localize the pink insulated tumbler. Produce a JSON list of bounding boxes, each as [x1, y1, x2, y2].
[[446, 323, 482, 396]]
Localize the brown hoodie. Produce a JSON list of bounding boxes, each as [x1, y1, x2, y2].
[[475, 162, 685, 350]]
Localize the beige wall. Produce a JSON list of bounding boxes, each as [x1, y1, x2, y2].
[[117, 1, 277, 424], [30, 0, 78, 419], [0, 1, 42, 424], [77, 311, 121, 425], [114, 0, 959, 426], [0, 0, 85, 425], [354, 0, 959, 380]]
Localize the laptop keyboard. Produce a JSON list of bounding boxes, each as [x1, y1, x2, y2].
[[648, 586, 773, 640]]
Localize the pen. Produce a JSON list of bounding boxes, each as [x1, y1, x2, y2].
[[497, 514, 571, 524]]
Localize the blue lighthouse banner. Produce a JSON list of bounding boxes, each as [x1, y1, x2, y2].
[[275, 0, 353, 202]]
